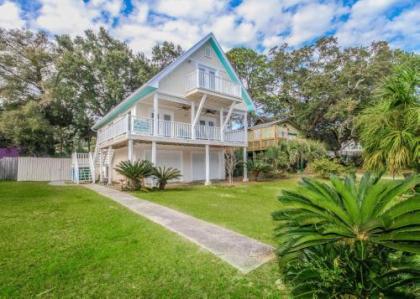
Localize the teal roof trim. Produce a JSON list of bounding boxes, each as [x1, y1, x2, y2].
[[241, 87, 254, 112], [209, 37, 255, 112], [92, 86, 157, 130]]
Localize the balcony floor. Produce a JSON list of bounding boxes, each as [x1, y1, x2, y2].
[[99, 134, 246, 149], [185, 88, 242, 105]]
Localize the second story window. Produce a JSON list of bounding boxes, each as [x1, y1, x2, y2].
[[198, 66, 216, 91], [204, 46, 212, 58]]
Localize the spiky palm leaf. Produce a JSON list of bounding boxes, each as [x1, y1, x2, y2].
[[357, 65, 420, 175], [115, 160, 154, 190], [282, 243, 420, 298], [247, 159, 272, 180], [273, 173, 420, 260], [152, 166, 181, 190]]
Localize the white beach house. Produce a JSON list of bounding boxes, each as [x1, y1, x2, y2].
[[77, 33, 255, 185]]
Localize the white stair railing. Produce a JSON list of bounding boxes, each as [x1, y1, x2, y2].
[[72, 153, 79, 184], [88, 152, 95, 184]]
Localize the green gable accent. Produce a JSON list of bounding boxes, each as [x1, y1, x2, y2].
[[92, 86, 157, 130], [209, 38, 255, 112], [241, 87, 254, 112]]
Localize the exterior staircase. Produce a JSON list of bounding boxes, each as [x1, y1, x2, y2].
[[72, 146, 114, 184]]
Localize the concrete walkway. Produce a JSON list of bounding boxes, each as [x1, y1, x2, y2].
[[85, 184, 275, 273]]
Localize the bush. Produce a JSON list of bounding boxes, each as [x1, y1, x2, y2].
[[282, 243, 419, 298], [273, 173, 420, 298], [247, 159, 272, 181], [152, 166, 181, 190], [308, 158, 347, 178], [115, 160, 154, 190]]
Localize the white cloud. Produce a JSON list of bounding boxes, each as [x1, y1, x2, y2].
[[262, 35, 285, 49], [153, 0, 226, 20], [384, 4, 420, 50], [286, 2, 345, 46], [236, 0, 285, 33], [209, 14, 258, 49], [335, 0, 402, 47], [34, 0, 103, 35], [113, 17, 201, 56], [0, 1, 25, 29], [0, 0, 418, 55]]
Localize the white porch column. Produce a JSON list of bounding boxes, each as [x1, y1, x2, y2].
[[243, 147, 248, 182], [220, 108, 224, 141], [205, 144, 211, 185], [107, 145, 112, 185], [151, 141, 157, 165], [153, 93, 159, 136], [191, 102, 195, 139], [243, 112, 248, 144], [99, 149, 104, 183], [128, 139, 133, 162]]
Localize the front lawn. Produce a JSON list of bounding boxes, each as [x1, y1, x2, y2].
[[133, 178, 299, 244], [0, 182, 281, 298]]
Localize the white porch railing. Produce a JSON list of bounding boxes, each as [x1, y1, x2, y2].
[[97, 115, 129, 144], [129, 117, 246, 144], [195, 125, 220, 140], [185, 70, 241, 98], [224, 128, 247, 143], [96, 115, 246, 145]]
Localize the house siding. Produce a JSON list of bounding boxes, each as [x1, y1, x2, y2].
[[111, 143, 224, 183]]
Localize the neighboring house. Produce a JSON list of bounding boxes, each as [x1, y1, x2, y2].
[[247, 119, 300, 153], [339, 140, 363, 157], [78, 33, 255, 185]]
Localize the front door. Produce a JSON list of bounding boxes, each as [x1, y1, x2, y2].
[[151, 111, 173, 137], [162, 114, 172, 137], [196, 119, 215, 139]]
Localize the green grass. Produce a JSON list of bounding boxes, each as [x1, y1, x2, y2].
[[0, 182, 283, 298], [133, 178, 299, 244]]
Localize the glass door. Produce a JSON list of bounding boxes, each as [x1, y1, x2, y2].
[[198, 66, 216, 90], [163, 114, 172, 137]]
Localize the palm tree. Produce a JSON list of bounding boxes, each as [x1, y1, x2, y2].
[[357, 65, 419, 176], [263, 145, 289, 174], [273, 173, 420, 259], [247, 159, 272, 181], [152, 166, 182, 190], [115, 160, 154, 190]]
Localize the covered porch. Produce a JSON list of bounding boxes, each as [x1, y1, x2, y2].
[[96, 91, 248, 147], [97, 140, 248, 186]]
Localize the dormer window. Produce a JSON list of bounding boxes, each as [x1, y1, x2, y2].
[[204, 46, 212, 58]]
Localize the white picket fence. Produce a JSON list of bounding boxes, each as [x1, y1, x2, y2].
[[17, 157, 72, 181], [0, 157, 18, 180]]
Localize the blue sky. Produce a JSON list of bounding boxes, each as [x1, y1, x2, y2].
[[1, 0, 419, 55]]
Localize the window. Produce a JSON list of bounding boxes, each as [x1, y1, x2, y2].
[[204, 46, 212, 58], [208, 71, 215, 90]]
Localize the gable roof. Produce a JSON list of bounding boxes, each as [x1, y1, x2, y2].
[[92, 33, 255, 130], [249, 119, 300, 130]]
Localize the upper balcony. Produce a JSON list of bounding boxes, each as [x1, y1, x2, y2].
[[96, 114, 247, 147], [185, 69, 241, 99]]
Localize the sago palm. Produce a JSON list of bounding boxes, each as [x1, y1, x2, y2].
[[282, 243, 420, 298], [115, 160, 154, 190], [273, 173, 420, 260], [152, 166, 181, 190], [357, 65, 419, 175], [247, 159, 272, 181]]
